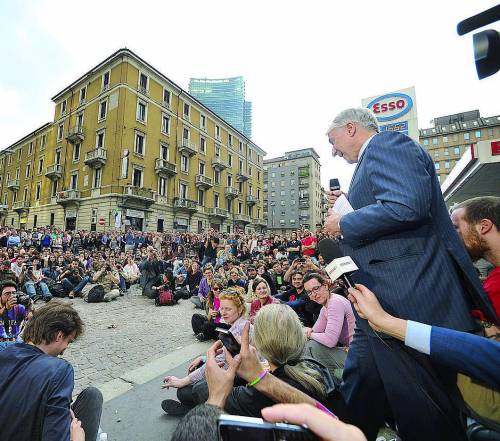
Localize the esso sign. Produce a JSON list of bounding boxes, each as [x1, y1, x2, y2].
[[366, 93, 413, 122]]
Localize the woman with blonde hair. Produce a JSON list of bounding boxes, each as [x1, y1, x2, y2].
[[161, 288, 252, 415]]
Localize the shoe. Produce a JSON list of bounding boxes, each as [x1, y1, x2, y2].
[[68, 291, 74, 299], [43, 296, 53, 302], [196, 332, 208, 342], [32, 294, 42, 303], [119, 289, 125, 296], [161, 399, 191, 416]]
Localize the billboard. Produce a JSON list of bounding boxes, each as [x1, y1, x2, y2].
[[362, 86, 418, 141]]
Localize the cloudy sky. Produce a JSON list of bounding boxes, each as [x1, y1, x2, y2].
[[1, 0, 498, 189]]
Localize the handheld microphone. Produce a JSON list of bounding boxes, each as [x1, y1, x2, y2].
[[329, 178, 340, 192], [318, 238, 358, 288]]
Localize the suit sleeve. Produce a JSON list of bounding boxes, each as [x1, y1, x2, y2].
[[41, 363, 74, 441], [429, 326, 500, 390], [340, 134, 432, 247]]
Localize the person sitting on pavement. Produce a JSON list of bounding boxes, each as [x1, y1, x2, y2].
[[226, 266, 247, 290], [302, 272, 355, 377], [22, 258, 52, 302], [274, 270, 312, 325], [191, 265, 214, 309], [122, 256, 141, 287], [60, 258, 90, 299], [0, 300, 103, 441], [162, 288, 252, 416], [249, 276, 279, 323], [0, 258, 17, 283], [191, 279, 227, 342], [91, 261, 121, 302]]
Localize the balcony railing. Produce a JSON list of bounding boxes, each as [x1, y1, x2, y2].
[[173, 197, 198, 211], [211, 157, 228, 170], [13, 201, 30, 211], [177, 139, 197, 156], [237, 172, 249, 182], [84, 148, 107, 168], [56, 190, 81, 205], [246, 195, 258, 205], [7, 179, 20, 190], [195, 174, 213, 189], [299, 180, 309, 188], [225, 187, 239, 198], [122, 186, 154, 201], [45, 164, 63, 180], [234, 214, 251, 223], [208, 207, 229, 218], [0, 204, 8, 212], [66, 126, 85, 144], [155, 158, 177, 176]]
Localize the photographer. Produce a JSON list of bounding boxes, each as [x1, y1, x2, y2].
[[22, 257, 52, 302], [60, 259, 90, 299], [0, 281, 28, 351], [92, 261, 120, 302], [0, 259, 16, 283]]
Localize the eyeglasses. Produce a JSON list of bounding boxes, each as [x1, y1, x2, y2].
[[212, 287, 221, 291], [305, 284, 324, 297]]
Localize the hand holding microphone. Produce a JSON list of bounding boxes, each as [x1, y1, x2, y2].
[[326, 178, 347, 208]]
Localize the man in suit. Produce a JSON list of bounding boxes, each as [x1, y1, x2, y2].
[[324, 108, 498, 441]]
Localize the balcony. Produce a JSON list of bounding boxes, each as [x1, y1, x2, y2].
[[299, 180, 309, 188], [122, 186, 155, 207], [155, 158, 177, 177], [225, 187, 239, 199], [208, 207, 229, 218], [56, 190, 81, 206], [173, 197, 198, 212], [13, 201, 30, 212], [178, 139, 197, 156], [195, 174, 213, 189], [66, 126, 85, 144], [234, 214, 251, 224], [299, 202, 310, 209], [299, 193, 310, 200], [7, 179, 20, 191], [254, 218, 267, 227], [84, 148, 107, 168], [246, 195, 258, 206], [237, 172, 249, 182], [45, 164, 63, 180], [211, 157, 228, 170]]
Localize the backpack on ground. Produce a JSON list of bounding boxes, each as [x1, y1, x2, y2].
[[86, 285, 105, 303], [50, 283, 67, 298], [155, 289, 175, 306]]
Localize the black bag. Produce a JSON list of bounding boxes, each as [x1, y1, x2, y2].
[[175, 287, 190, 300], [51, 283, 67, 298], [86, 285, 105, 303], [191, 313, 208, 335]]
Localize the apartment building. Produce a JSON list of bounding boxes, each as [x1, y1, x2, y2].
[[419, 110, 500, 183], [263, 148, 322, 233], [0, 49, 266, 233]]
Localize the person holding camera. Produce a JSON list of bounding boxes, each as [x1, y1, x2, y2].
[[22, 257, 52, 302], [92, 261, 121, 302], [0, 281, 28, 351], [60, 259, 90, 299]]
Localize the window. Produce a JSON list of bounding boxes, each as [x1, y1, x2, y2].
[[453, 147, 460, 155], [40, 134, 46, 150], [290, 179, 295, 185], [60, 100, 67, 116], [432, 138, 438, 145], [214, 193, 220, 208], [51, 181, 57, 197], [134, 132, 145, 155], [200, 114, 206, 130], [435, 163, 440, 170], [161, 114, 170, 134], [238, 181, 243, 193], [8, 154, 12, 165], [102, 71, 110, 91], [215, 125, 221, 140], [228, 134, 233, 146], [28, 142, 33, 155], [199, 161, 206, 175], [463, 132, 470, 141], [442, 136, 448, 143], [96, 130, 105, 148], [25, 163, 31, 178], [79, 86, 86, 104], [445, 161, 450, 169], [136, 100, 147, 122], [76, 113, 84, 130], [158, 176, 167, 196], [215, 144, 220, 157], [475, 130, 481, 138], [70, 173, 78, 190], [17, 149, 21, 160], [73, 143, 81, 161], [197, 189, 204, 205], [290, 199, 296, 205], [183, 127, 189, 141], [280, 190, 285, 196], [200, 137, 206, 154], [239, 159, 243, 173], [139, 73, 148, 93], [57, 124, 64, 141], [238, 202, 243, 214], [38, 158, 44, 174], [214, 169, 220, 185], [163, 89, 171, 107], [93, 168, 102, 188], [132, 168, 143, 187], [444, 149, 449, 156], [180, 182, 188, 199], [239, 141, 243, 152], [228, 154, 232, 167], [35, 182, 41, 201], [181, 155, 189, 173], [271, 191, 276, 197], [98, 99, 107, 121], [280, 180, 285, 187], [183, 103, 190, 119], [160, 143, 169, 161], [227, 175, 232, 186], [280, 201, 286, 206], [23, 187, 28, 202]]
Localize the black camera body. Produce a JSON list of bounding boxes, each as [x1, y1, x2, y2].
[[16, 291, 31, 307]]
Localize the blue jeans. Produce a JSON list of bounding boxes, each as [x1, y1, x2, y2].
[[61, 275, 90, 295], [24, 281, 51, 299], [201, 256, 216, 267], [119, 275, 127, 290]]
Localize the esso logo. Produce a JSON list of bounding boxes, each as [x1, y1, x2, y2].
[[366, 93, 413, 122]]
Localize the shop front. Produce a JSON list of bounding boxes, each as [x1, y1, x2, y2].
[[125, 208, 145, 231]]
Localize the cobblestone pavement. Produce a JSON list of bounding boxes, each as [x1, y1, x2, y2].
[[60, 285, 197, 395]]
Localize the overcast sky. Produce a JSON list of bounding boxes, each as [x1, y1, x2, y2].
[[1, 0, 498, 189]]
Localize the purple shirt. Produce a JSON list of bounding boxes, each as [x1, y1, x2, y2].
[[311, 294, 355, 348], [1, 305, 27, 340]]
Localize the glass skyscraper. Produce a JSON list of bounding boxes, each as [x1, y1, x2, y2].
[[189, 76, 252, 139]]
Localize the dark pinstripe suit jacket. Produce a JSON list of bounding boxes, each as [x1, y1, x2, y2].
[[339, 132, 498, 332]]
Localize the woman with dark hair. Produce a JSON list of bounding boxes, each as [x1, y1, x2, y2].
[[256, 263, 277, 295], [236, 245, 251, 262], [186, 261, 203, 295], [249, 276, 279, 323]]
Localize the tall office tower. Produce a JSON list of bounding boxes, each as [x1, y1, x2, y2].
[[189, 77, 252, 139]]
